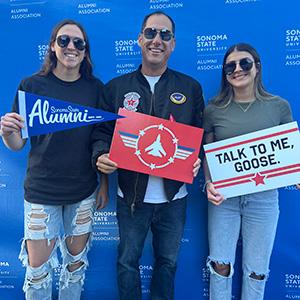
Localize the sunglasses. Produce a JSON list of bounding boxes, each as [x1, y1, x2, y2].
[[223, 57, 255, 75], [56, 34, 86, 51], [143, 27, 174, 42]]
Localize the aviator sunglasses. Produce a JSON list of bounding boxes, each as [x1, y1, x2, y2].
[[223, 57, 255, 76], [56, 34, 86, 51], [143, 27, 174, 42]]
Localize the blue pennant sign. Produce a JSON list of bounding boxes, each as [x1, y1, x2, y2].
[[18, 90, 122, 138]]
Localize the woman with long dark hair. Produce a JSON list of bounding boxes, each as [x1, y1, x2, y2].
[[0, 19, 108, 299], [203, 43, 297, 300]]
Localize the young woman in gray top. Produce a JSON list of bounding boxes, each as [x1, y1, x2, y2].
[[203, 43, 299, 300]]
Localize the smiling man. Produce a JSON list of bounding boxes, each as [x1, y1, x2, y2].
[[92, 11, 205, 300]]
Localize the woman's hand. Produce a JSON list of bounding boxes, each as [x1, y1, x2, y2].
[[96, 174, 109, 209], [0, 113, 23, 137], [206, 182, 225, 205], [96, 182, 109, 210]]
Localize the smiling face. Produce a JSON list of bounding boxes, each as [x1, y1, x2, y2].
[[51, 24, 85, 77], [138, 13, 175, 76], [225, 50, 258, 94]]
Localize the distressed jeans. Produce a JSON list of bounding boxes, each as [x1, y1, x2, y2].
[[117, 196, 187, 300], [207, 189, 279, 300], [19, 191, 96, 300]]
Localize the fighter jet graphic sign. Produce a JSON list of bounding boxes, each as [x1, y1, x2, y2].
[[109, 108, 204, 183]]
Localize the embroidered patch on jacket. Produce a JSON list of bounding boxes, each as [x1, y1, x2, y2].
[[170, 93, 186, 104], [123, 92, 140, 111]]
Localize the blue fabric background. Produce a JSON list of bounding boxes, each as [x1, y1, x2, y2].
[[0, 1, 299, 299]]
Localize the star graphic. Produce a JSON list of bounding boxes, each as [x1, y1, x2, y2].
[[135, 150, 141, 156], [251, 173, 266, 186], [172, 137, 178, 144], [150, 163, 156, 170], [168, 157, 174, 163], [158, 124, 164, 130], [139, 130, 145, 136], [127, 99, 136, 106]]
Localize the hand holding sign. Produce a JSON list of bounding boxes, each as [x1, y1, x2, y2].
[[206, 181, 225, 205], [0, 112, 26, 151], [0, 112, 24, 137], [96, 153, 118, 174]]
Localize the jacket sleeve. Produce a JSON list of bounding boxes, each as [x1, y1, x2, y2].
[[90, 81, 117, 169]]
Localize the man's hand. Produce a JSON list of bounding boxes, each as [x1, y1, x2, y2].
[[193, 158, 201, 177], [96, 153, 117, 174]]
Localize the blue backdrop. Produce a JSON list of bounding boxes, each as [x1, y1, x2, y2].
[[0, 0, 299, 299]]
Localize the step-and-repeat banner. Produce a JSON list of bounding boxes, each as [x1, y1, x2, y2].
[[0, 1, 299, 299]]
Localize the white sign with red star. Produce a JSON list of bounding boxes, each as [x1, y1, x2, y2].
[[204, 121, 300, 198]]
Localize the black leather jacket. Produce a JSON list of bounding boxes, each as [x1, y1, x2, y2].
[[92, 66, 204, 208]]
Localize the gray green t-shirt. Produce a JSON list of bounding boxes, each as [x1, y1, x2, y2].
[[203, 97, 293, 142]]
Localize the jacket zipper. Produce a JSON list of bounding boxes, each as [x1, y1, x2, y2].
[[131, 89, 155, 215], [131, 173, 139, 215], [149, 91, 155, 115]]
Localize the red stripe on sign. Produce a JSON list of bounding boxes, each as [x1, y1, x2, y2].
[[214, 179, 251, 189], [261, 163, 300, 175], [213, 173, 255, 185], [205, 128, 298, 153], [266, 167, 300, 179]]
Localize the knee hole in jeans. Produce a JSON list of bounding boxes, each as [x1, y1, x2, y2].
[[249, 272, 265, 280], [29, 272, 49, 284], [212, 262, 231, 277], [67, 260, 84, 272]]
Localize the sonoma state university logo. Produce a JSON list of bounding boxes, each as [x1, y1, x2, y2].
[[285, 28, 300, 67], [115, 38, 140, 75], [10, 0, 43, 20], [224, 0, 261, 4], [285, 273, 300, 299], [196, 33, 229, 72], [77, 2, 111, 15], [119, 123, 195, 170], [149, 0, 184, 10], [93, 211, 119, 243]]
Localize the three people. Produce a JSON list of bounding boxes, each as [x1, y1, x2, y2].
[[92, 11, 204, 300], [0, 13, 298, 300], [203, 43, 295, 300], [0, 20, 108, 299]]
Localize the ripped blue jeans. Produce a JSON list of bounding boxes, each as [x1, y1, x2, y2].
[[19, 191, 96, 300], [207, 189, 279, 300]]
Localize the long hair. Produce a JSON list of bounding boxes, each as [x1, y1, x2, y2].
[[212, 43, 274, 107], [38, 19, 94, 79]]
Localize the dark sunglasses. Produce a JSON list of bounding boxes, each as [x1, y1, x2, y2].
[[223, 57, 255, 75], [56, 34, 86, 51], [143, 27, 174, 42]]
